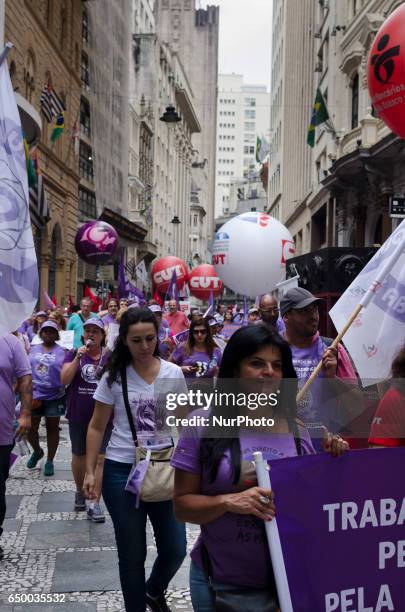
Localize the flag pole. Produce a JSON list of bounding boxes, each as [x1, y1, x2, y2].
[[254, 452, 293, 612], [297, 238, 405, 402], [0, 42, 13, 67]]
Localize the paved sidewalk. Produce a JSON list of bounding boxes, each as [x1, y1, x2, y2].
[[0, 420, 195, 611]]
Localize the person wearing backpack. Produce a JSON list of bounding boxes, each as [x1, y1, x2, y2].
[[280, 287, 361, 447], [83, 307, 188, 612]]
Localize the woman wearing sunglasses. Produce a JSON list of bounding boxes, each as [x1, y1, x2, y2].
[[170, 318, 221, 380]]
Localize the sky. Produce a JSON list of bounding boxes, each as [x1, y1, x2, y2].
[[201, 0, 272, 89]]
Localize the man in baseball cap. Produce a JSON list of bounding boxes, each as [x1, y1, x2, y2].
[[281, 287, 360, 447]]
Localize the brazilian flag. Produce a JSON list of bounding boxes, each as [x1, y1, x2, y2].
[[51, 113, 65, 142], [307, 88, 329, 147]]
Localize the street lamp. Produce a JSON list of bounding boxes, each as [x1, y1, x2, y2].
[[170, 216, 181, 255], [159, 105, 181, 124], [170, 215, 181, 225]]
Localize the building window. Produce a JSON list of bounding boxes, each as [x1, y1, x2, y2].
[[79, 141, 94, 182], [351, 72, 359, 129], [48, 224, 61, 298], [24, 50, 35, 103], [81, 53, 90, 87], [244, 122, 255, 131], [79, 186, 97, 220], [244, 109, 256, 119], [82, 8, 90, 45], [245, 97, 256, 106], [80, 97, 91, 137]]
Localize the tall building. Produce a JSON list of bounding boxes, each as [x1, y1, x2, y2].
[[79, 0, 148, 298], [4, 0, 82, 304], [270, 0, 402, 255], [215, 74, 270, 217], [130, 0, 219, 265], [267, 0, 314, 252]]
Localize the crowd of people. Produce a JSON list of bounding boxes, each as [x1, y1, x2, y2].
[[0, 288, 403, 611]]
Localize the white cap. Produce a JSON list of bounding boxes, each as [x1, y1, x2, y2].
[[149, 304, 162, 313]]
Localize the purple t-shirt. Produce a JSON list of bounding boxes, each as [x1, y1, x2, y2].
[[171, 420, 315, 587], [64, 350, 109, 423], [29, 344, 66, 400], [102, 314, 116, 326], [171, 345, 222, 378], [221, 323, 241, 340], [0, 334, 31, 445]]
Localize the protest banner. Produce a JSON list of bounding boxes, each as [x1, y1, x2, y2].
[[269, 448, 405, 612], [330, 220, 405, 385], [0, 44, 39, 336]]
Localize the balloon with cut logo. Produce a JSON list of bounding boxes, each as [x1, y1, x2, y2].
[[151, 256, 189, 293], [212, 212, 295, 298], [367, 4, 405, 138], [188, 264, 224, 300], [75, 220, 119, 265]]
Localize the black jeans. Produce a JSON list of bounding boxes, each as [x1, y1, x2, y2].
[[0, 444, 13, 538]]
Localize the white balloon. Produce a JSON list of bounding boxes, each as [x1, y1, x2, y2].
[[212, 212, 295, 298]]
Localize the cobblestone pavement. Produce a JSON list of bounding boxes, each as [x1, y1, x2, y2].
[[0, 420, 196, 611]]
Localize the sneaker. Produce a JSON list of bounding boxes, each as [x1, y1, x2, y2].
[[26, 448, 44, 469], [74, 491, 86, 511], [146, 593, 172, 612], [43, 460, 54, 476], [87, 502, 105, 523]]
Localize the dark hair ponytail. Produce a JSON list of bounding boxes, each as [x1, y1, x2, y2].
[[103, 307, 159, 386]]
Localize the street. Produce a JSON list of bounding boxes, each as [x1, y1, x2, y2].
[[0, 421, 195, 612]]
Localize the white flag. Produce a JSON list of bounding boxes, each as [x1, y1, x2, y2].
[[330, 221, 405, 385], [0, 55, 38, 336]]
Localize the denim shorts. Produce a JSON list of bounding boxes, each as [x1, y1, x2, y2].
[[69, 421, 113, 456], [32, 397, 66, 418]]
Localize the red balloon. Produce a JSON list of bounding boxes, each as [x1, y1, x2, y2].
[[151, 256, 189, 293], [188, 264, 224, 300], [368, 4, 405, 138]]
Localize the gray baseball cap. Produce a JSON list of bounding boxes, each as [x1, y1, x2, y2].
[[280, 288, 323, 317]]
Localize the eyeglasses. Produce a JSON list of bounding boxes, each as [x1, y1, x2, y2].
[[193, 329, 207, 335]]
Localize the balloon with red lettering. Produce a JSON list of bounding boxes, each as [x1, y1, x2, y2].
[[151, 256, 189, 293], [188, 264, 224, 300], [212, 212, 295, 298], [367, 4, 405, 138], [75, 220, 119, 265]]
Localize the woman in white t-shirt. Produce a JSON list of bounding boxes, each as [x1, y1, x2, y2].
[[84, 308, 188, 612]]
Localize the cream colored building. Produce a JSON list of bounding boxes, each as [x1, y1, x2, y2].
[[269, 0, 405, 254], [215, 74, 270, 217]]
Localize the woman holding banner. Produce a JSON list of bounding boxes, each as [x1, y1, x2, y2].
[[171, 325, 348, 611]]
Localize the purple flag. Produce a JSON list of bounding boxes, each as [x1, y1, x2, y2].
[[0, 51, 38, 336], [164, 270, 179, 307], [203, 290, 214, 319], [118, 248, 146, 305], [270, 448, 405, 611], [173, 329, 189, 345]]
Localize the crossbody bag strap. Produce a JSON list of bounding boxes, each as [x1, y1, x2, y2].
[[120, 366, 138, 447]]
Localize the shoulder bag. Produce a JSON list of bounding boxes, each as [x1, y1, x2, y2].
[[121, 366, 174, 502]]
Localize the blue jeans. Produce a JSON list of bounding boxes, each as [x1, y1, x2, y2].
[[102, 459, 187, 612], [190, 561, 216, 612]]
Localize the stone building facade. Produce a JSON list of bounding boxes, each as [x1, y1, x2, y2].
[[269, 0, 405, 255], [5, 0, 82, 304]]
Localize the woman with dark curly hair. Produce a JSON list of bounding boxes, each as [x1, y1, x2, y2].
[[171, 325, 348, 611], [83, 308, 188, 612]]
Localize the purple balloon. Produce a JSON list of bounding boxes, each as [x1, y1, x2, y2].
[[75, 220, 119, 265]]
